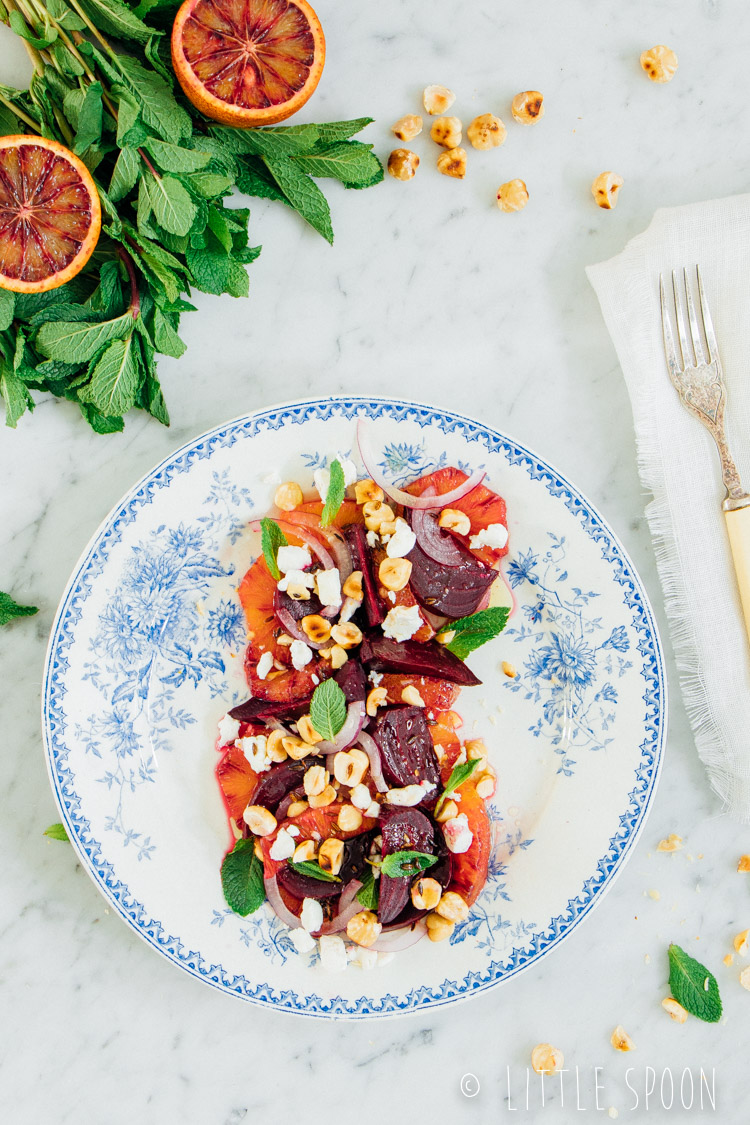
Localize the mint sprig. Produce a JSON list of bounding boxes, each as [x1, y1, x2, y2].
[[380, 850, 438, 878], [356, 868, 379, 909], [43, 823, 69, 842], [434, 757, 483, 817], [667, 943, 722, 1023], [309, 677, 347, 740], [321, 458, 346, 527], [445, 607, 511, 660], [0, 592, 38, 627], [260, 517, 288, 581], [288, 860, 341, 883], [221, 838, 266, 916]]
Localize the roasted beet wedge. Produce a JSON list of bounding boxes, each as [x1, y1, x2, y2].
[[334, 659, 367, 703], [344, 523, 384, 626], [277, 864, 342, 901], [372, 705, 441, 790], [378, 809, 435, 925], [359, 634, 481, 686], [407, 538, 495, 618], [251, 760, 307, 811], [274, 588, 323, 621], [228, 696, 310, 723]]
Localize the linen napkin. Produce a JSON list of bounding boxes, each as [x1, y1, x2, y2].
[[587, 195, 750, 823]]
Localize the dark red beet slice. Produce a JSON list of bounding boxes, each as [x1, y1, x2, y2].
[[340, 830, 375, 883], [229, 696, 310, 723], [378, 808, 435, 925], [277, 864, 343, 901], [360, 633, 481, 686], [344, 524, 384, 626], [274, 587, 323, 622], [407, 538, 495, 618], [334, 659, 367, 703], [251, 760, 307, 811], [372, 705, 441, 790]]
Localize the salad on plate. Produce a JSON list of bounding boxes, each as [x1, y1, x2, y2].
[[215, 422, 513, 970]]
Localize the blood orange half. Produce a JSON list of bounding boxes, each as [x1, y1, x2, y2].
[[0, 135, 101, 294], [171, 0, 325, 127]]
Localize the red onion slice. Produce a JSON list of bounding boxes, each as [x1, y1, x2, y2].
[[315, 701, 366, 754], [357, 420, 486, 509], [264, 875, 302, 929], [356, 730, 388, 792], [284, 513, 354, 583], [276, 785, 305, 820], [320, 879, 364, 934], [370, 918, 428, 951], [275, 602, 325, 650], [411, 506, 466, 567]]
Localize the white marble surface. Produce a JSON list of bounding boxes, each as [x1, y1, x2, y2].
[[1, 1, 749, 1121]]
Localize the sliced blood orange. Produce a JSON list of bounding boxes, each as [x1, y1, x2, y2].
[[171, 0, 325, 127], [406, 467, 509, 567], [0, 135, 101, 294]]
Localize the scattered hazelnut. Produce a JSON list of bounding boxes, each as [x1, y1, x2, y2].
[[511, 90, 544, 125], [591, 171, 624, 210], [661, 997, 688, 1023], [437, 147, 467, 179], [387, 148, 419, 181], [610, 1026, 636, 1052], [274, 481, 303, 511], [734, 929, 749, 956], [737, 855, 750, 872], [656, 834, 683, 853], [467, 113, 507, 150], [740, 966, 750, 991], [496, 178, 529, 212], [430, 116, 462, 148], [392, 114, 423, 141], [640, 45, 678, 83], [531, 1044, 564, 1075], [423, 84, 456, 115]]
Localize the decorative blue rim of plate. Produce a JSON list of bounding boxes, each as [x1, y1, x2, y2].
[[42, 395, 667, 1019]]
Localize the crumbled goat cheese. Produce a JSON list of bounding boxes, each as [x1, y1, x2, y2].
[[240, 735, 270, 773], [339, 596, 359, 623], [318, 934, 348, 972], [288, 928, 317, 954], [382, 604, 422, 642], [277, 568, 315, 593], [277, 545, 312, 573], [290, 640, 313, 670], [256, 651, 274, 680], [269, 828, 296, 861], [300, 897, 324, 934], [351, 784, 372, 810], [369, 670, 383, 686], [353, 947, 378, 970], [366, 529, 379, 548], [469, 523, 509, 551], [315, 568, 342, 608], [386, 517, 417, 559], [443, 813, 474, 854], [217, 714, 240, 745], [314, 456, 357, 502], [365, 801, 381, 818], [385, 785, 425, 807]]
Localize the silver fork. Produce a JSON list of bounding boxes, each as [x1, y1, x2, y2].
[[660, 266, 750, 641]]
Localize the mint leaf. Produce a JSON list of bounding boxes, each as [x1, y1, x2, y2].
[[0, 592, 38, 626], [445, 607, 511, 660], [260, 517, 287, 580], [145, 139, 212, 174], [36, 314, 132, 363], [293, 142, 382, 186], [152, 308, 186, 359], [320, 458, 345, 527], [79, 335, 139, 417], [435, 757, 483, 817], [109, 146, 141, 202], [309, 677, 347, 741], [221, 838, 266, 916], [262, 154, 334, 243], [144, 173, 197, 236], [380, 850, 438, 879], [117, 55, 191, 141], [1, 365, 32, 427], [667, 943, 722, 1023], [9, 10, 57, 48], [315, 119, 374, 143], [78, 0, 155, 43], [43, 823, 69, 841], [356, 868, 379, 909], [0, 289, 15, 331], [72, 80, 103, 155], [288, 861, 341, 883]]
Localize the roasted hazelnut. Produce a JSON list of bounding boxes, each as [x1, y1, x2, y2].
[[591, 171, 623, 210], [387, 148, 419, 181], [430, 115, 462, 148], [511, 91, 544, 125], [437, 146, 467, 179], [496, 178, 529, 212], [640, 45, 678, 83], [467, 113, 507, 150], [423, 84, 456, 115], [392, 114, 423, 141]]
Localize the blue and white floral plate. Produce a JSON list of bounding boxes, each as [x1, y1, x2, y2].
[[42, 396, 666, 1019]]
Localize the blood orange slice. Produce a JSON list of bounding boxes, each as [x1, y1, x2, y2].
[[171, 0, 325, 127], [0, 135, 101, 294]]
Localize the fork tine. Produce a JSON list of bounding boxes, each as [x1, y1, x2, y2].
[[671, 270, 690, 368], [696, 265, 720, 364], [660, 273, 681, 381], [683, 266, 706, 365]]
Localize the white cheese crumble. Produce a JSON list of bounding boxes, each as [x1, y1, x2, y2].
[[240, 734, 270, 773], [318, 934, 348, 972], [313, 456, 357, 502], [339, 596, 359, 623], [256, 651, 274, 680], [300, 897, 324, 934], [352, 947, 378, 970], [277, 568, 315, 593], [384, 785, 425, 807], [469, 522, 509, 551], [387, 591, 396, 603], [382, 603, 422, 642], [366, 529, 379, 548], [365, 801, 381, 818], [288, 928, 317, 954], [217, 714, 240, 745], [315, 567, 342, 608], [277, 545, 312, 573], [350, 783, 372, 810], [290, 639, 313, 670], [385, 517, 416, 558], [269, 828, 296, 861], [443, 813, 474, 854], [368, 670, 383, 686], [287, 825, 300, 837]]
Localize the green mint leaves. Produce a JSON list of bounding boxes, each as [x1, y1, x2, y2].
[[320, 458, 346, 527], [288, 860, 341, 883], [445, 607, 511, 660], [380, 851, 438, 879], [43, 823, 69, 841], [309, 678, 347, 741], [0, 592, 38, 627], [356, 868, 379, 909], [221, 838, 266, 916], [434, 757, 482, 817], [260, 517, 288, 581], [667, 943, 722, 1023]]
